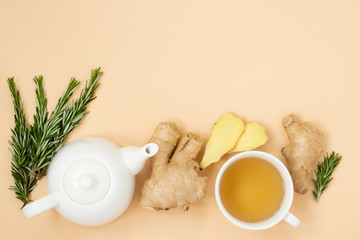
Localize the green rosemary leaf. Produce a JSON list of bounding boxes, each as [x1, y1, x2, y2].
[[312, 151, 342, 202]]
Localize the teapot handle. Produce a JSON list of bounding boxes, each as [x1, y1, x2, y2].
[[23, 193, 59, 218]]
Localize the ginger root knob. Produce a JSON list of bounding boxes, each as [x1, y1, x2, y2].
[[141, 122, 207, 211], [281, 114, 324, 194]]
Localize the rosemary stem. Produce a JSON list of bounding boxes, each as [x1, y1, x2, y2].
[[7, 68, 102, 208]]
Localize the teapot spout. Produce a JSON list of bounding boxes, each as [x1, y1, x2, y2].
[[120, 143, 159, 175]]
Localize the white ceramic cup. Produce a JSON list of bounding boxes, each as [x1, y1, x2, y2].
[[215, 151, 300, 230]]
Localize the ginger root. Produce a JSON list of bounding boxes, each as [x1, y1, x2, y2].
[[281, 114, 324, 194], [230, 122, 268, 152], [200, 113, 244, 169], [141, 122, 207, 211]]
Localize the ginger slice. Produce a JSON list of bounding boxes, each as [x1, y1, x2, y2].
[[230, 122, 268, 152], [200, 113, 244, 169], [141, 122, 207, 211], [281, 114, 324, 194]]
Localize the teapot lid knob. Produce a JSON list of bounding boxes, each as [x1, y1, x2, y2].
[[63, 158, 111, 205], [79, 175, 94, 189]]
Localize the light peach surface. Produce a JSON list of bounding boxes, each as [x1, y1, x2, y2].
[[1, 1, 359, 239]]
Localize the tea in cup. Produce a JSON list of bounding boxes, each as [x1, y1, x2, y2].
[[215, 151, 300, 230]]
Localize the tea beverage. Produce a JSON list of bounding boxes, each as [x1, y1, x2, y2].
[[219, 158, 284, 222]]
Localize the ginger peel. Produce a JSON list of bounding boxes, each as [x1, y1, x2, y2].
[[281, 114, 324, 194], [141, 122, 207, 211]]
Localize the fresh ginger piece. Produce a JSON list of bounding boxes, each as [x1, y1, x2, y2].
[[230, 122, 268, 152], [281, 114, 324, 194], [200, 113, 244, 169], [141, 122, 207, 211]]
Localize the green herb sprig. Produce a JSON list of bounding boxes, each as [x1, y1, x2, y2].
[[8, 68, 102, 208], [8, 78, 32, 206], [312, 151, 342, 202]]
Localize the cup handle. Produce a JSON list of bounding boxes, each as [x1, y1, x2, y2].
[[23, 193, 59, 218], [284, 212, 300, 227]]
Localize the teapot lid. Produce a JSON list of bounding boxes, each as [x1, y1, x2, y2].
[[63, 157, 111, 205]]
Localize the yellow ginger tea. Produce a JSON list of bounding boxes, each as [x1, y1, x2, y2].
[[220, 158, 284, 222]]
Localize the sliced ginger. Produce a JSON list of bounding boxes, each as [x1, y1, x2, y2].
[[230, 122, 268, 152], [281, 114, 324, 194], [200, 113, 244, 169], [200, 113, 268, 169], [141, 122, 207, 211]]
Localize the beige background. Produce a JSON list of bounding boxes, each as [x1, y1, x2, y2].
[[1, 0, 359, 239]]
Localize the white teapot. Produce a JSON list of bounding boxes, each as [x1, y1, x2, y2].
[[23, 137, 158, 226]]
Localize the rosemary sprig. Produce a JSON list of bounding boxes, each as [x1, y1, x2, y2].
[[7, 78, 32, 207], [312, 151, 342, 202], [30, 76, 48, 140], [7, 68, 102, 208], [38, 68, 102, 178], [28, 78, 80, 177]]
